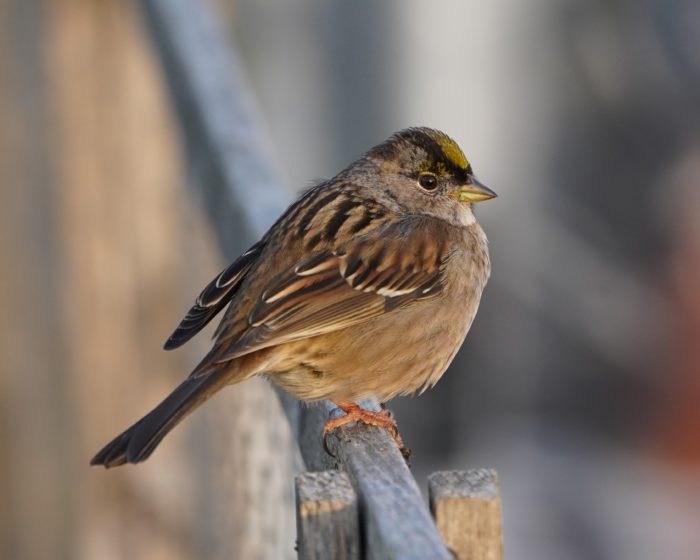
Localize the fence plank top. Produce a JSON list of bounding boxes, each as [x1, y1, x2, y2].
[[325, 401, 451, 560], [295, 471, 360, 560], [429, 469, 503, 560]]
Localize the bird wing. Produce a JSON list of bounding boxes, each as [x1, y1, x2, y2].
[[163, 241, 265, 350], [204, 219, 450, 367]]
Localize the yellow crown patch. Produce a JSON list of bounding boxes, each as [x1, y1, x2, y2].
[[433, 131, 469, 171]]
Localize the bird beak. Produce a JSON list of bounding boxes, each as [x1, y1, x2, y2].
[[450, 175, 497, 203]]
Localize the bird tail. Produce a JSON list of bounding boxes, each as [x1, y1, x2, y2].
[[90, 369, 231, 468]]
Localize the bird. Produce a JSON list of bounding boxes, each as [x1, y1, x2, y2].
[[91, 127, 496, 467]]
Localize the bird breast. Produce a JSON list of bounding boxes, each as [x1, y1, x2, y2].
[[267, 222, 491, 404]]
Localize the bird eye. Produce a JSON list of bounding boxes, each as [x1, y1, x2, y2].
[[418, 173, 438, 191]]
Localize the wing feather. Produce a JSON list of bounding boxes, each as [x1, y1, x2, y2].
[[209, 227, 449, 364], [163, 241, 264, 349]]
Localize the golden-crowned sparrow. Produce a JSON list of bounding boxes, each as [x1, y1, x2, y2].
[[91, 127, 496, 467]]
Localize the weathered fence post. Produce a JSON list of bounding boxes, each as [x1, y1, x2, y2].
[[428, 469, 504, 560], [295, 471, 360, 560]]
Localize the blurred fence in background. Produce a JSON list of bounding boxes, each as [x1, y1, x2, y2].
[[1, 0, 699, 559], [1, 1, 296, 558]]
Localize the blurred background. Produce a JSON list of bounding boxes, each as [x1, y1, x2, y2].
[[1, 0, 699, 558]]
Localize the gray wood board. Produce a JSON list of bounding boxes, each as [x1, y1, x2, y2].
[[326, 401, 451, 560]]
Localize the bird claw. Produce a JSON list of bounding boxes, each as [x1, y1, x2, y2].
[[322, 401, 407, 456], [322, 430, 336, 458]]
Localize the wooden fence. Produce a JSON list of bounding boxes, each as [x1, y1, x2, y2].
[[142, 1, 503, 558]]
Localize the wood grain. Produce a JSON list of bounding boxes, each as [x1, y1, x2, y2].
[[428, 469, 503, 560], [324, 401, 452, 560], [295, 471, 360, 560]]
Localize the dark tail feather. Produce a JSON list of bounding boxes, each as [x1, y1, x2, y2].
[[91, 371, 229, 468]]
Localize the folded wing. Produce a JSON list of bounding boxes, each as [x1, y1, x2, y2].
[[163, 241, 265, 350], [201, 220, 450, 370]]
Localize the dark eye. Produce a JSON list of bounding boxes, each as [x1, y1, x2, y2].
[[418, 173, 438, 191]]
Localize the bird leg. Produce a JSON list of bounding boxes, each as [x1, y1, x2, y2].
[[323, 400, 405, 450]]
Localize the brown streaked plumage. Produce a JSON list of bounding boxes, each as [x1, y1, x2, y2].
[[91, 127, 496, 467]]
